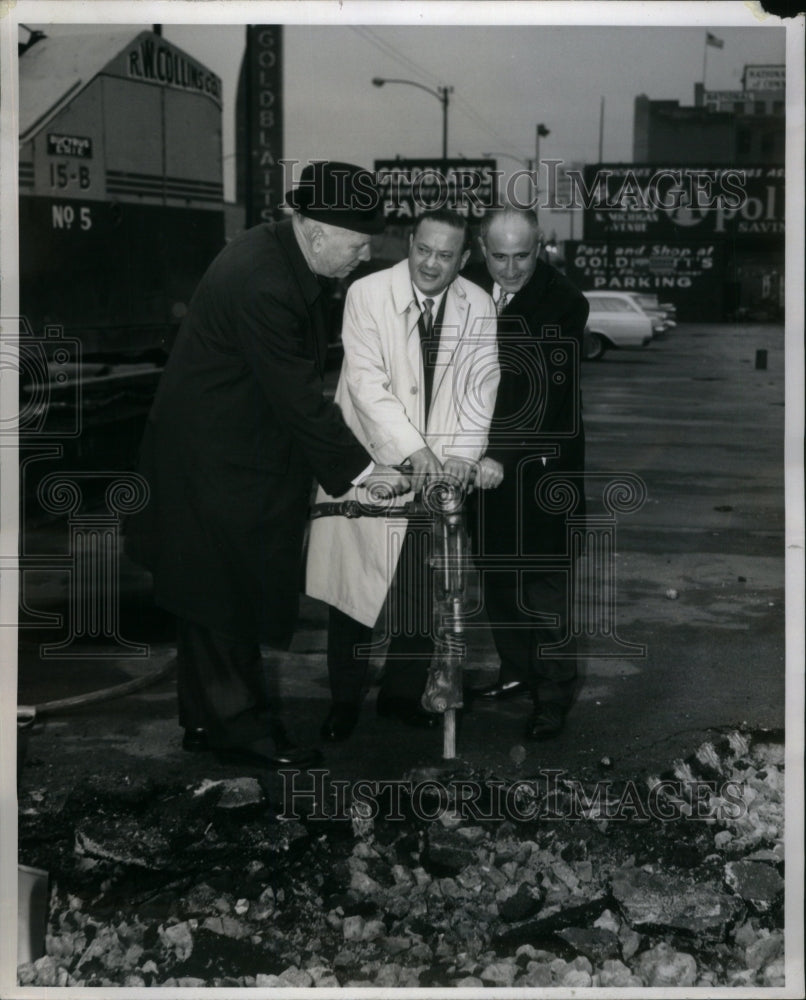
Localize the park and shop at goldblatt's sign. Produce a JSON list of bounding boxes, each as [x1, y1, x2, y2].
[[565, 240, 724, 321]]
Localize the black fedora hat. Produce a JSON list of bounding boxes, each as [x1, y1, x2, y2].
[[285, 161, 385, 235]]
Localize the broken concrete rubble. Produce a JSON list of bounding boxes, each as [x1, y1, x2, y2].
[[480, 959, 517, 986], [611, 865, 743, 940], [597, 957, 643, 987], [745, 930, 784, 971], [555, 926, 621, 964], [497, 882, 543, 922], [635, 941, 698, 987], [494, 890, 610, 947], [724, 859, 784, 912], [17, 729, 786, 989], [425, 826, 480, 873], [214, 777, 264, 810]]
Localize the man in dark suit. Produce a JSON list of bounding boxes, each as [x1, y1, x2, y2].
[[468, 205, 589, 740], [127, 162, 410, 767]]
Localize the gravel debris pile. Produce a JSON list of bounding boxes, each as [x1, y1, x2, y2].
[[18, 727, 785, 988]]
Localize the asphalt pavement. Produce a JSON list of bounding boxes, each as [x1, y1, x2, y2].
[[15, 322, 787, 801]]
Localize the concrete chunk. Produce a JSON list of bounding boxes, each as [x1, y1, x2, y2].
[[426, 827, 479, 873], [611, 866, 741, 940], [556, 926, 620, 964], [636, 941, 697, 987], [724, 860, 784, 912]]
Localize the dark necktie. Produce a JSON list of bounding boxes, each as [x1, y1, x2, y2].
[[495, 287, 510, 315], [418, 297, 437, 416]]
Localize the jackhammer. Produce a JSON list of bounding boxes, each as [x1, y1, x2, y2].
[[310, 474, 469, 759]]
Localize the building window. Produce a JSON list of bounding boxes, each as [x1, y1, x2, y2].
[[754, 101, 766, 115], [761, 132, 775, 155], [737, 129, 753, 155], [772, 101, 784, 115]]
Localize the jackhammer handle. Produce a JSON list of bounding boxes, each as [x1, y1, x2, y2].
[[392, 461, 478, 483]]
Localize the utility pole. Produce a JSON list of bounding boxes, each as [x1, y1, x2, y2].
[[598, 96, 605, 162], [372, 78, 453, 161], [440, 85, 450, 161], [534, 123, 550, 191]]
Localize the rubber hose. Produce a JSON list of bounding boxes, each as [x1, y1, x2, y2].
[[21, 656, 177, 718]]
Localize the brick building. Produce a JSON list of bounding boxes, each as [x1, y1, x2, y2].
[[566, 66, 785, 321]]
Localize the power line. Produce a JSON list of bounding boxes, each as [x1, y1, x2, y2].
[[350, 26, 531, 160], [349, 26, 441, 88], [451, 92, 530, 160]]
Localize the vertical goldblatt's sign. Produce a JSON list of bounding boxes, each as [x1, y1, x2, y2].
[[244, 25, 283, 226]]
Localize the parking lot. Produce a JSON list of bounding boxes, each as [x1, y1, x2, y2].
[[14, 321, 788, 791]]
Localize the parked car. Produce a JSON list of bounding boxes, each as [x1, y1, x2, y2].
[[633, 291, 677, 317], [582, 291, 654, 360], [637, 292, 677, 322], [623, 292, 677, 335]]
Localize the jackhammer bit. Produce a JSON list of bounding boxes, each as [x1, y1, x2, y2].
[[420, 480, 469, 758]]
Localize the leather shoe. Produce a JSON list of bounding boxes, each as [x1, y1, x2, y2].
[[320, 703, 361, 742], [525, 703, 566, 741], [214, 736, 323, 768], [268, 722, 325, 765], [269, 744, 324, 767], [472, 680, 528, 700], [182, 727, 209, 753], [376, 693, 439, 729]]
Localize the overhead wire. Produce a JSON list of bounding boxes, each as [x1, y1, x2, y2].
[[349, 25, 442, 89], [350, 25, 528, 160]]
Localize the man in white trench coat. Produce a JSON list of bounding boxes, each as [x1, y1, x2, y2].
[[306, 209, 501, 740]]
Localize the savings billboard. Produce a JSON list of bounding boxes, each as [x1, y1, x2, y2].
[[581, 165, 783, 241]]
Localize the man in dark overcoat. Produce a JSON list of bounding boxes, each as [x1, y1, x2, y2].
[[127, 162, 409, 766], [467, 205, 589, 740]]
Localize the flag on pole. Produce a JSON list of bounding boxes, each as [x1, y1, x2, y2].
[[706, 32, 725, 49]]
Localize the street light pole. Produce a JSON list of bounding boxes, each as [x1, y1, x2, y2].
[[440, 86, 450, 161], [372, 77, 454, 160], [535, 123, 550, 192]]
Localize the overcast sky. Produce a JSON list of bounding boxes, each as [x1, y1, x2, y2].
[[164, 23, 786, 165], [21, 8, 788, 231]]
